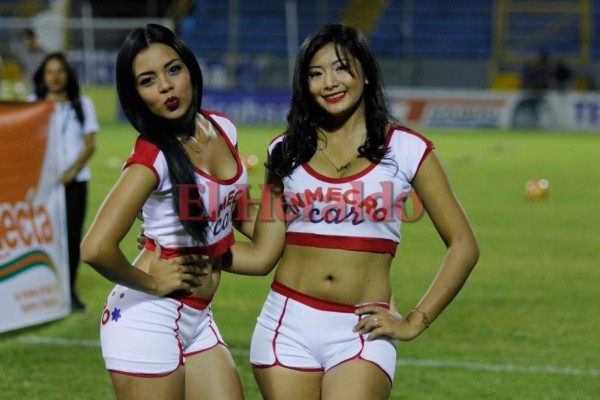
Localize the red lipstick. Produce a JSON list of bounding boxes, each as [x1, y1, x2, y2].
[[324, 92, 346, 103], [165, 97, 180, 110]]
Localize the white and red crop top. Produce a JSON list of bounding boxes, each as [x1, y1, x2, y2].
[[124, 110, 248, 258], [269, 125, 434, 256]]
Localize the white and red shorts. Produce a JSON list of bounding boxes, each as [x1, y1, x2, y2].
[[100, 285, 226, 376], [250, 281, 397, 384]]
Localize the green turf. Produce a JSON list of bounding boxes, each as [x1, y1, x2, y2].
[[1, 119, 598, 399]]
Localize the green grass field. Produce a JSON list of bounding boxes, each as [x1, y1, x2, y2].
[[1, 91, 599, 399]]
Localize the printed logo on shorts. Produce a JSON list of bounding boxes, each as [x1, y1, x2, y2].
[[101, 307, 122, 325]]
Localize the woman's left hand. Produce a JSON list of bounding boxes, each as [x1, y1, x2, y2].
[[61, 166, 78, 185], [137, 226, 147, 250], [354, 305, 425, 341]]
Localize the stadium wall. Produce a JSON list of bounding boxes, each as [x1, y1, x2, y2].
[[195, 87, 600, 132]]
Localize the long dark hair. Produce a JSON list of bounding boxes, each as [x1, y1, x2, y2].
[[116, 23, 208, 243], [33, 52, 85, 125], [268, 23, 395, 178]]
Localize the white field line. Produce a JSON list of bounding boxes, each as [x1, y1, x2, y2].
[[15, 335, 600, 378]]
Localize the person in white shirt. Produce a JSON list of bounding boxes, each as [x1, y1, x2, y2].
[[13, 28, 47, 94], [31, 52, 98, 312]]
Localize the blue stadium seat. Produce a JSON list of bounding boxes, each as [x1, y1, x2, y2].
[[178, 0, 599, 61]]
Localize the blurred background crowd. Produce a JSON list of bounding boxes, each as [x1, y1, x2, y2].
[[0, 0, 598, 100]]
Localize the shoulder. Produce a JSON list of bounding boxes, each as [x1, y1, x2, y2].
[[79, 94, 93, 103], [203, 109, 233, 121], [386, 125, 435, 181], [125, 136, 161, 166], [267, 132, 285, 158], [202, 109, 237, 144], [123, 136, 164, 184], [203, 109, 235, 130], [77, 95, 96, 110], [77, 95, 100, 131], [388, 124, 434, 154]]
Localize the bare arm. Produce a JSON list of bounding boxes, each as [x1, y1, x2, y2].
[[81, 164, 207, 295], [223, 169, 286, 276], [355, 150, 479, 340], [232, 183, 260, 239], [61, 132, 96, 184]]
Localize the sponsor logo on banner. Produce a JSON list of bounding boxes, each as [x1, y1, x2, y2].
[[0, 101, 70, 333], [389, 89, 509, 128], [570, 94, 600, 130], [202, 89, 290, 124], [389, 88, 600, 132]]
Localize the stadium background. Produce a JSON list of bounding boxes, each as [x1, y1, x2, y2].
[[1, 1, 599, 399], [2, 0, 600, 101]]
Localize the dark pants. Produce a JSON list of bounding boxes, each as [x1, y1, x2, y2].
[[65, 181, 88, 299]]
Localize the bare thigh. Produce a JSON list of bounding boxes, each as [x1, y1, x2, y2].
[[253, 366, 323, 400], [322, 359, 392, 400], [184, 344, 244, 400], [109, 345, 244, 400], [110, 367, 185, 400]]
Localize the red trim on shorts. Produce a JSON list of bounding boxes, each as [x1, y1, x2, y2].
[[251, 296, 323, 372], [107, 368, 177, 377], [208, 308, 227, 348], [184, 342, 226, 359], [271, 297, 288, 367], [327, 355, 393, 386], [144, 233, 234, 257], [326, 314, 394, 386], [108, 303, 187, 378], [184, 307, 228, 357], [285, 232, 398, 256], [251, 363, 323, 372], [358, 356, 394, 385], [271, 281, 390, 313], [251, 283, 392, 374], [169, 294, 212, 310], [174, 303, 184, 367]]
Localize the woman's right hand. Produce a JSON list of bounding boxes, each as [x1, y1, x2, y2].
[[147, 245, 210, 296], [137, 226, 147, 250]]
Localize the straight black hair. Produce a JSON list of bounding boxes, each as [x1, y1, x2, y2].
[[116, 23, 208, 243]]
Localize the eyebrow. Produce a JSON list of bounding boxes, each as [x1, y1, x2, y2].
[[308, 58, 348, 69], [135, 58, 180, 80]]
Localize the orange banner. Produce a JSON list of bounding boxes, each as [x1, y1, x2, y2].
[[0, 101, 70, 333]]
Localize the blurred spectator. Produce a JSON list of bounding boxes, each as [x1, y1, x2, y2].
[[31, 52, 99, 312], [11, 29, 47, 89], [521, 49, 553, 90], [553, 57, 574, 90], [521, 49, 574, 91], [515, 49, 554, 128]]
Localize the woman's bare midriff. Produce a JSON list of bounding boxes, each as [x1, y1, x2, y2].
[[274, 245, 394, 305], [132, 248, 222, 298]]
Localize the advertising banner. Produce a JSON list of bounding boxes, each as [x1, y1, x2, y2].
[[388, 88, 600, 132], [0, 101, 70, 333], [388, 88, 513, 129], [133, 86, 600, 132], [565, 92, 600, 131], [203, 89, 291, 125]]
